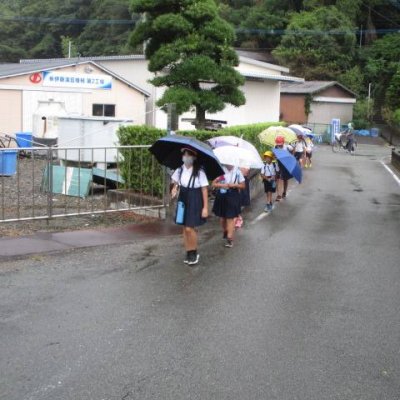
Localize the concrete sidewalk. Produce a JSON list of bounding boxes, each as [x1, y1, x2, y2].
[[0, 222, 182, 260]]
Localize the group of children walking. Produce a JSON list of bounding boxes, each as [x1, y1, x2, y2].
[[170, 134, 314, 266], [261, 133, 313, 212]]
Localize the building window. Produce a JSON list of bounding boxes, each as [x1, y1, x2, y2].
[[92, 104, 115, 117]]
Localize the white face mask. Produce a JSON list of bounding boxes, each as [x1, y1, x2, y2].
[[182, 155, 194, 166]]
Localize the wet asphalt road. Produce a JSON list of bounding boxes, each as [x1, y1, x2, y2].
[[1, 143, 400, 400]]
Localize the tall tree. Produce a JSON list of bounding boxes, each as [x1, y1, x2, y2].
[[272, 6, 356, 79], [363, 33, 400, 120], [78, 0, 133, 56], [130, 0, 245, 129]]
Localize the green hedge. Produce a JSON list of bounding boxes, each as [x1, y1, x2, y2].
[[117, 122, 284, 197], [178, 121, 284, 152], [118, 126, 166, 197]]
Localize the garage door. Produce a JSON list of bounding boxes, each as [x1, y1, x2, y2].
[[22, 91, 83, 131]]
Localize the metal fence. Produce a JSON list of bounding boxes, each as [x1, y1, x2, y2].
[[0, 146, 166, 223]]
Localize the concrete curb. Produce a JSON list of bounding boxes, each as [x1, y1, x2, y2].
[[0, 222, 182, 261]]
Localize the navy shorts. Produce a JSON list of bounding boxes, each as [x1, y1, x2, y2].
[[263, 180, 276, 193]]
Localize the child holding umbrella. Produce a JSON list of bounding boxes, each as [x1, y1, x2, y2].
[[170, 148, 209, 265], [274, 136, 293, 201], [212, 165, 245, 248]]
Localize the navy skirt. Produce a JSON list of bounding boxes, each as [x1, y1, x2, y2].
[[177, 186, 206, 228], [212, 189, 241, 219], [240, 177, 251, 207]]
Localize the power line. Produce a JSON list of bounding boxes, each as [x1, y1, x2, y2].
[[0, 15, 139, 25], [0, 14, 399, 34], [360, 2, 400, 28], [236, 28, 400, 35]]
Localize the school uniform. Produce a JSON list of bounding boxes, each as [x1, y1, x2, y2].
[[274, 145, 292, 181], [306, 139, 314, 159], [171, 165, 208, 227], [261, 162, 277, 193], [294, 140, 306, 160], [212, 167, 245, 219], [240, 176, 251, 207]]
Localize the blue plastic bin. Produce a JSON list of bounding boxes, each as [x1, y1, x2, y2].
[[0, 150, 17, 176], [370, 128, 379, 137], [15, 132, 33, 148]]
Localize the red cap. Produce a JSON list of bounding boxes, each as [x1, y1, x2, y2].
[[275, 136, 285, 145]]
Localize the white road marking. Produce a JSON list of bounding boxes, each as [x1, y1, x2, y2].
[[380, 161, 400, 187], [250, 183, 298, 225], [251, 212, 269, 225]]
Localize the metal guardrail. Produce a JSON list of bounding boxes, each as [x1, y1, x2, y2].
[[0, 146, 166, 223]]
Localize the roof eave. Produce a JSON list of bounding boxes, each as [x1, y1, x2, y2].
[[242, 72, 304, 83], [238, 56, 290, 74], [0, 61, 88, 80], [0, 60, 150, 97]]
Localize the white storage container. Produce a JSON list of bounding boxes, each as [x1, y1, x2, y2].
[[33, 99, 68, 140], [57, 116, 133, 164]]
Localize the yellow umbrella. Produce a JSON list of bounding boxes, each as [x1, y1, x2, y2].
[[258, 126, 297, 147]]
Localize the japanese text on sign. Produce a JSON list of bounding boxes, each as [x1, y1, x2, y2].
[[42, 71, 112, 90]]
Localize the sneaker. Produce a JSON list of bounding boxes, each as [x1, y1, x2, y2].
[[264, 205, 269, 213], [275, 195, 282, 202], [188, 251, 200, 265], [309, 162, 312, 168], [282, 192, 287, 199], [224, 239, 233, 248], [184, 252, 189, 264], [268, 203, 273, 212]]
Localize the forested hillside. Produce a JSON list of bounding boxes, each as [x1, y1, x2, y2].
[[0, 0, 399, 125]]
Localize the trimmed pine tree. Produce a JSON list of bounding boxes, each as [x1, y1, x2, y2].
[[130, 0, 245, 129]]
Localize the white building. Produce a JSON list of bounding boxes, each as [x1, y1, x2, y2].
[[0, 60, 149, 135], [20, 54, 303, 130]]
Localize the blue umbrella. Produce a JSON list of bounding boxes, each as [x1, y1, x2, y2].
[[273, 148, 302, 183], [149, 135, 224, 180]]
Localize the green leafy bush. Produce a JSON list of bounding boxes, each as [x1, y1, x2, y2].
[[117, 122, 284, 196], [118, 125, 166, 198], [352, 98, 373, 130], [391, 109, 400, 127]]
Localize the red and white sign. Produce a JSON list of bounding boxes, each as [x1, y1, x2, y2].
[[29, 73, 42, 84]]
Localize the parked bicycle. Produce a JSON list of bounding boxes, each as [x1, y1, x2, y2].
[[0, 133, 30, 158], [331, 132, 357, 154]]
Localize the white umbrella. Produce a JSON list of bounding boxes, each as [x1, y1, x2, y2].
[[213, 146, 263, 169], [208, 136, 260, 159], [289, 124, 310, 136]]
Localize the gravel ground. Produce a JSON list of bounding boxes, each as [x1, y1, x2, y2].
[[0, 157, 159, 237]]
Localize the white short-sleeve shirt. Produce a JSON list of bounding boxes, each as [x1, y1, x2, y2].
[[221, 167, 245, 184], [171, 165, 209, 188], [295, 140, 306, 152], [261, 162, 276, 177]]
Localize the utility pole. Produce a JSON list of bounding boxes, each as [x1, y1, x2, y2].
[[367, 82, 372, 122], [164, 103, 177, 217], [167, 103, 178, 134], [68, 41, 72, 59]]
